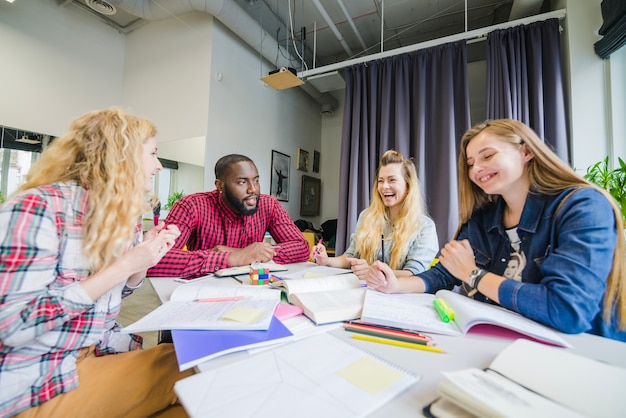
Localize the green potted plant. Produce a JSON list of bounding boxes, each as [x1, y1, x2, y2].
[[584, 157, 626, 222], [164, 191, 185, 211]]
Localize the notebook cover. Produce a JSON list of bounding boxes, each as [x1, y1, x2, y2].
[[172, 316, 293, 370]]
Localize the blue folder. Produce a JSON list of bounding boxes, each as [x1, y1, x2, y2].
[[172, 316, 293, 371]]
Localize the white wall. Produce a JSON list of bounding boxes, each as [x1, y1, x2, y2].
[[319, 94, 345, 224], [557, 0, 625, 172], [0, 0, 125, 135], [607, 43, 626, 162], [204, 20, 323, 220], [177, 162, 205, 195], [123, 12, 213, 169]]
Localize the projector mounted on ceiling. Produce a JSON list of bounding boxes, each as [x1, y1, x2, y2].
[[261, 67, 304, 90]]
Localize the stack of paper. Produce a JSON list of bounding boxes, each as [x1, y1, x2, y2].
[[121, 284, 281, 333], [172, 316, 294, 370], [175, 332, 420, 417]]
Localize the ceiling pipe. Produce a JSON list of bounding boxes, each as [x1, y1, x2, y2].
[[508, 0, 544, 20], [310, 0, 353, 57], [336, 0, 367, 52], [111, 0, 337, 114]]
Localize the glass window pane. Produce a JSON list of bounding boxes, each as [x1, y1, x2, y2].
[[6, 149, 34, 196]]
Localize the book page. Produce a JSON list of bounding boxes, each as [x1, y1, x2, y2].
[[291, 288, 365, 324], [360, 290, 461, 336], [121, 286, 281, 332], [271, 273, 360, 296], [488, 339, 626, 417], [171, 283, 280, 302], [175, 332, 419, 418], [438, 368, 584, 418], [274, 265, 353, 280], [436, 290, 571, 347]]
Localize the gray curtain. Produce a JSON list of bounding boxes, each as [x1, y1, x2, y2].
[[337, 42, 470, 253], [486, 18, 568, 161]]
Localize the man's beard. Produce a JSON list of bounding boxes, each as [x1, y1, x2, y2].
[[224, 186, 259, 215]]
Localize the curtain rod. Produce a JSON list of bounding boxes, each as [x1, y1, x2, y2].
[[299, 9, 566, 79]]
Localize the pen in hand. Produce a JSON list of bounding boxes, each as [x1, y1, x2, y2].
[[313, 239, 323, 263]]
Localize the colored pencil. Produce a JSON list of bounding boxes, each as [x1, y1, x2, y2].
[[351, 334, 445, 354], [345, 321, 432, 342], [344, 325, 433, 346]]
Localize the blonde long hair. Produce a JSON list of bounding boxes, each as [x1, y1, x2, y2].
[[354, 150, 427, 269], [18, 108, 155, 273], [457, 119, 625, 329]]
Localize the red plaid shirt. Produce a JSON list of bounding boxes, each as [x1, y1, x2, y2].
[[147, 190, 309, 278], [0, 182, 142, 417]]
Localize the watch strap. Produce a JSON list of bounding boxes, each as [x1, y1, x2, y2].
[[468, 268, 488, 288]]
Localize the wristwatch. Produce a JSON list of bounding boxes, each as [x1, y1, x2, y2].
[[468, 268, 488, 288]]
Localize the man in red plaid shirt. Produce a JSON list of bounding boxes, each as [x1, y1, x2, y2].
[[148, 154, 310, 279]]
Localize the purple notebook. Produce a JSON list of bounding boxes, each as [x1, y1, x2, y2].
[[172, 316, 293, 371]]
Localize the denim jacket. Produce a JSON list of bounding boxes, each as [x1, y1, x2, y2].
[[419, 187, 626, 341]]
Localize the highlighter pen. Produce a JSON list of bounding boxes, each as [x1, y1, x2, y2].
[[433, 299, 450, 323], [437, 298, 455, 320]]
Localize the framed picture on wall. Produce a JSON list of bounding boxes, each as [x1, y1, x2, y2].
[[300, 175, 321, 216], [297, 148, 309, 171], [270, 150, 290, 201], [313, 150, 320, 173]]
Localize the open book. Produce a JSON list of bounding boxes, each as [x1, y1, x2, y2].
[[431, 339, 626, 418], [271, 265, 352, 280], [175, 332, 419, 418], [122, 284, 280, 332], [215, 262, 287, 277], [360, 289, 570, 347], [271, 273, 366, 325]]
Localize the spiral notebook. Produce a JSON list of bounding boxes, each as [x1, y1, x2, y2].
[[174, 332, 419, 417]]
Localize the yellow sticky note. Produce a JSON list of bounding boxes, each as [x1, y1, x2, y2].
[[221, 306, 265, 323], [303, 272, 327, 278], [336, 357, 403, 395]]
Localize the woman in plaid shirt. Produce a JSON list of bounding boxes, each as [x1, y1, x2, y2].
[[0, 108, 193, 417]]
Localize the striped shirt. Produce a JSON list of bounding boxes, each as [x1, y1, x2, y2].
[[147, 190, 310, 278], [0, 182, 142, 417]]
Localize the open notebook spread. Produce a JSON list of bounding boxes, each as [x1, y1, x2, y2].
[[175, 332, 419, 418], [270, 273, 365, 324], [360, 289, 570, 347], [431, 339, 626, 418], [121, 284, 280, 332]]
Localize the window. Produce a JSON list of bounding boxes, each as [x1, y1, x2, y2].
[[0, 148, 38, 200]]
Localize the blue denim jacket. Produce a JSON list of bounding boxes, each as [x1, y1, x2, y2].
[[419, 187, 626, 341]]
